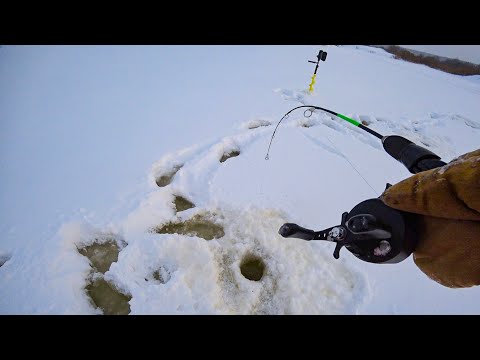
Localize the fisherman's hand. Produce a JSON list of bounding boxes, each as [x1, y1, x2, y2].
[[381, 149, 480, 288]]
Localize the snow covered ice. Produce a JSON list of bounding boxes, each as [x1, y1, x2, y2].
[[1, 45, 479, 314]]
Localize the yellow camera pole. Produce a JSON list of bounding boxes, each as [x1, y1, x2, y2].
[[308, 50, 327, 94]]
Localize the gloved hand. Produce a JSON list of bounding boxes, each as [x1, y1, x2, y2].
[[381, 149, 480, 288]]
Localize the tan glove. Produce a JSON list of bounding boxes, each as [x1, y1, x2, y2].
[[381, 149, 480, 288]]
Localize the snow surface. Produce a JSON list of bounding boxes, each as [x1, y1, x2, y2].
[[1, 45, 479, 314]]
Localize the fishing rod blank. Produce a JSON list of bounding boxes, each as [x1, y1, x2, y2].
[[265, 105, 446, 174]]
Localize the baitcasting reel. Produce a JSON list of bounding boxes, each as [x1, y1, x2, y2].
[[277, 133, 446, 264], [279, 198, 417, 264]]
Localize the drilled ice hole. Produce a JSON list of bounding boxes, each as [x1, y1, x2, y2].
[[240, 254, 266, 281]]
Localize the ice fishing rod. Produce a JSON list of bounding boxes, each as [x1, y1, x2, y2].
[[308, 50, 327, 93], [265, 104, 445, 174], [267, 104, 447, 264]]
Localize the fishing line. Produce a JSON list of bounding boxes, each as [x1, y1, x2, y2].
[[265, 105, 382, 196], [324, 135, 378, 196]]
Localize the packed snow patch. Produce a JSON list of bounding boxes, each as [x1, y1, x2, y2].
[[241, 119, 272, 130], [107, 206, 366, 314], [296, 116, 317, 128]]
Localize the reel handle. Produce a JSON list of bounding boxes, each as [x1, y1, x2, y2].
[[278, 223, 315, 240]]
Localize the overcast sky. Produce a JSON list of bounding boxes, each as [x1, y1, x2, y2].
[[400, 45, 480, 64]]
